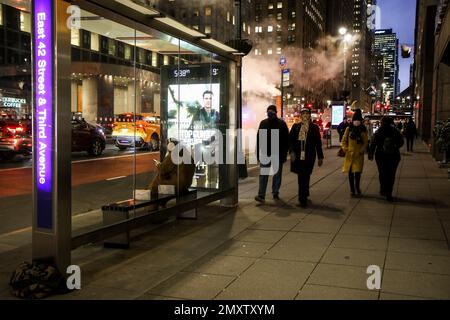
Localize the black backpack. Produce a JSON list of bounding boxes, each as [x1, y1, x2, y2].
[[382, 137, 397, 154]]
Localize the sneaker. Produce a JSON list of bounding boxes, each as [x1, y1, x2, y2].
[[386, 195, 394, 202], [255, 196, 265, 203], [273, 194, 280, 200], [298, 201, 308, 208]]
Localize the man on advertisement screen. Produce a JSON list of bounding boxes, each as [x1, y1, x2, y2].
[[190, 90, 220, 130]]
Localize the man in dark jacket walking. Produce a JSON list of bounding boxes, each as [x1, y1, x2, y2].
[[368, 117, 404, 202], [255, 105, 290, 203], [404, 118, 418, 152], [289, 107, 324, 207]]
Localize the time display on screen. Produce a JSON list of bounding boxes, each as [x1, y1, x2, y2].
[[171, 67, 221, 79], [173, 69, 191, 78]]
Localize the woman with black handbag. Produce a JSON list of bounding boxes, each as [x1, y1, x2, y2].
[[341, 109, 369, 197]]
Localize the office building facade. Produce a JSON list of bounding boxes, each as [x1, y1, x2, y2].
[[373, 29, 400, 102]]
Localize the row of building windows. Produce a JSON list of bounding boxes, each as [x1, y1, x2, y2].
[[0, 4, 31, 32], [254, 47, 283, 55], [255, 2, 285, 11], [254, 23, 296, 33]]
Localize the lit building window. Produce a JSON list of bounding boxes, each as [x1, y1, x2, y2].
[[205, 25, 211, 34], [268, 3, 274, 10], [71, 29, 80, 46], [152, 52, 158, 67], [205, 7, 212, 16], [124, 45, 131, 60], [108, 38, 116, 55], [91, 33, 99, 51], [227, 11, 230, 22], [164, 56, 169, 65], [277, 13, 282, 20], [0, 5, 3, 26], [20, 11, 31, 32], [192, 25, 199, 30], [277, 2, 283, 9], [267, 25, 273, 32], [276, 47, 282, 54], [291, 11, 296, 18], [268, 48, 273, 55]]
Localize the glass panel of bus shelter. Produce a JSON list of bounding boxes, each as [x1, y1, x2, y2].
[[159, 40, 235, 201], [70, 8, 139, 232], [0, 1, 32, 236]]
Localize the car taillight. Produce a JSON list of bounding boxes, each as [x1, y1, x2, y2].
[[138, 124, 143, 128], [16, 127, 23, 132], [7, 127, 16, 134]]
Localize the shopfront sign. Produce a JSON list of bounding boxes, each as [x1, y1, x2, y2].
[[33, 0, 54, 230], [0, 97, 27, 108]]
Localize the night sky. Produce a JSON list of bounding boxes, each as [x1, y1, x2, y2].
[[378, 0, 416, 93]]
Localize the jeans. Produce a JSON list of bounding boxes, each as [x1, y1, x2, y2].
[[258, 164, 283, 198]]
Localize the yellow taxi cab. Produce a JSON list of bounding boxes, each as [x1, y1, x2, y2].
[[111, 113, 160, 151]]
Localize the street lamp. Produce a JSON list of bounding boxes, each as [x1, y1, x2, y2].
[[339, 27, 352, 94]]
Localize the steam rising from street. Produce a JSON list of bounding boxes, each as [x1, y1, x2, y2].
[[242, 34, 360, 130]]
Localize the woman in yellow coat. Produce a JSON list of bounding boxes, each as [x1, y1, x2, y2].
[[341, 109, 369, 196]]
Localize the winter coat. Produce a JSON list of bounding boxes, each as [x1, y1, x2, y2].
[[341, 126, 369, 173], [256, 116, 290, 164], [404, 121, 417, 138], [289, 122, 324, 175], [369, 125, 405, 163]]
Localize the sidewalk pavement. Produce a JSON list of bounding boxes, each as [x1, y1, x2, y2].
[[0, 142, 450, 300]]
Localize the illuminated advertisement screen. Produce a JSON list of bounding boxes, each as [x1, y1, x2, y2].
[[33, 0, 53, 230], [167, 83, 221, 146], [161, 64, 228, 153], [332, 104, 345, 127]]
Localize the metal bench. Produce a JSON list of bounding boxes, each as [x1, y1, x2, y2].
[[102, 189, 197, 248]]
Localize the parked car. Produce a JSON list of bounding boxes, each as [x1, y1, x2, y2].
[[71, 118, 106, 156], [111, 113, 160, 151], [0, 120, 32, 160]]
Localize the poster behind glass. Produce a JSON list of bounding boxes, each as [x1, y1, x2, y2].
[[161, 64, 228, 191]]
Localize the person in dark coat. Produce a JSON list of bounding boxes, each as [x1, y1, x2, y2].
[[404, 118, 418, 152], [337, 118, 350, 142], [255, 105, 290, 203], [368, 116, 404, 202], [289, 107, 324, 207]]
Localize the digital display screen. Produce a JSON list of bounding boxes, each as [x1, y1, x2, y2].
[[167, 83, 221, 147], [332, 104, 345, 127]]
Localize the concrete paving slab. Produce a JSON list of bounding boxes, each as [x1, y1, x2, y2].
[[331, 235, 389, 251], [339, 223, 390, 237], [388, 238, 450, 256], [233, 229, 287, 244], [211, 240, 272, 258], [321, 247, 386, 268], [183, 254, 256, 276], [296, 284, 378, 300], [385, 252, 450, 275], [379, 292, 429, 300], [249, 216, 301, 231], [307, 263, 377, 291], [390, 225, 446, 241], [147, 272, 235, 300], [216, 259, 315, 300], [382, 270, 450, 300]]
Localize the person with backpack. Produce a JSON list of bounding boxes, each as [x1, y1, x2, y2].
[[341, 109, 369, 197], [368, 116, 404, 202]]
